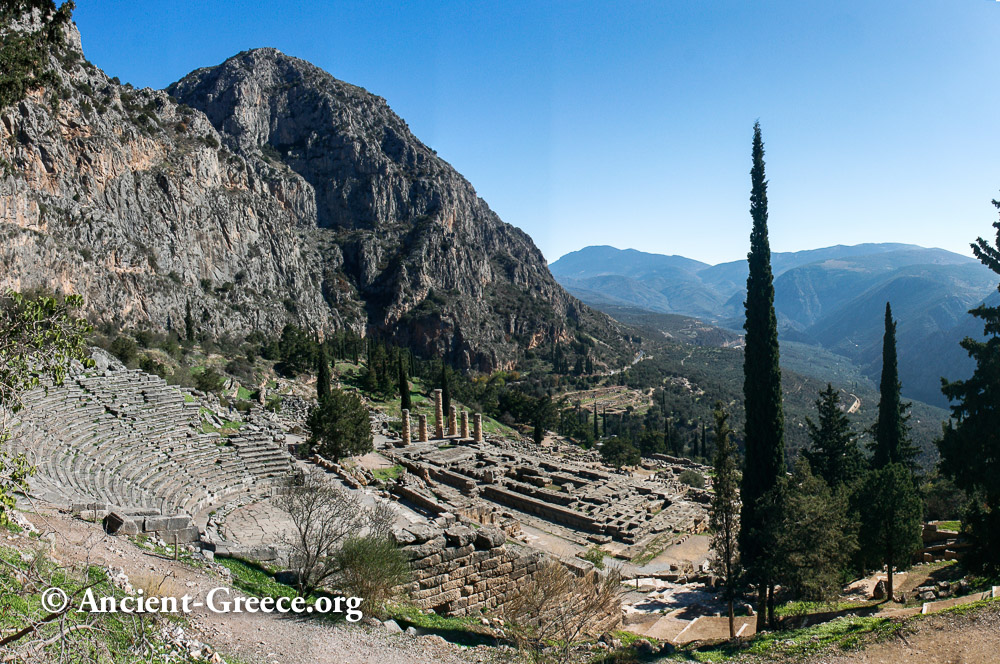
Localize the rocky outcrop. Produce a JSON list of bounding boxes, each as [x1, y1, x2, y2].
[[0, 10, 624, 371]]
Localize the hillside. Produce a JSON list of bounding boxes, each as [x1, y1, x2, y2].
[[0, 11, 625, 373], [552, 244, 997, 406]]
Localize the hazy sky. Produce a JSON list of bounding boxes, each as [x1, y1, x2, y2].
[[73, 1, 1000, 265]]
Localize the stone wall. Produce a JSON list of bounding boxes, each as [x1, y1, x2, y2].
[[393, 522, 621, 634]]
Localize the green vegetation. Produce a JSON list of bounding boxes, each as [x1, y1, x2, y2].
[[0, 1, 74, 109], [372, 465, 404, 482], [581, 547, 607, 569], [741, 121, 787, 630], [307, 388, 372, 460], [0, 291, 93, 524], [0, 544, 202, 662], [709, 402, 741, 638], [938, 206, 1000, 576]]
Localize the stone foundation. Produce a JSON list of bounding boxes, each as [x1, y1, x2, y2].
[[393, 523, 621, 634]]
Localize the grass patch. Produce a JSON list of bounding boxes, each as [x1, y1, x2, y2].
[[372, 465, 404, 482], [386, 603, 496, 647], [666, 614, 900, 662], [935, 520, 961, 532], [775, 599, 877, 618], [216, 558, 296, 601]]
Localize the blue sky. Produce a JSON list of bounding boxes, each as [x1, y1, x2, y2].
[[73, 1, 1000, 265]]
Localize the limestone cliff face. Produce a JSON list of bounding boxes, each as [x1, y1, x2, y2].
[[0, 14, 622, 370]]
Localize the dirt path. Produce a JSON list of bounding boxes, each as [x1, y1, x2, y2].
[[817, 602, 1000, 663], [14, 504, 498, 664]]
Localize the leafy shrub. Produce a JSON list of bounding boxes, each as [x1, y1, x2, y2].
[[138, 355, 167, 378], [334, 536, 410, 619], [194, 367, 226, 393], [109, 335, 138, 364], [679, 469, 705, 489]]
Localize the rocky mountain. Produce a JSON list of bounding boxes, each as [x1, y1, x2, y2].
[[0, 7, 624, 371], [552, 244, 998, 406]]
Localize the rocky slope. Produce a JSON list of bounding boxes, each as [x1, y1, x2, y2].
[[0, 8, 622, 371]]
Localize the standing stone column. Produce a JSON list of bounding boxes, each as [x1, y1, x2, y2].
[[433, 389, 444, 439], [461, 410, 470, 440], [448, 404, 458, 437], [473, 413, 483, 443], [401, 409, 411, 445], [418, 414, 428, 442]]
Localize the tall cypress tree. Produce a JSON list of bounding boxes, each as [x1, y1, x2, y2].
[[184, 300, 195, 343], [440, 362, 451, 416], [316, 344, 331, 402], [398, 358, 412, 412], [871, 303, 917, 470], [593, 401, 599, 439], [938, 209, 1000, 575], [740, 121, 786, 631]]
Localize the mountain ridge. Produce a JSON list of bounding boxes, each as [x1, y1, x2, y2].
[[552, 243, 996, 406], [0, 16, 626, 372]]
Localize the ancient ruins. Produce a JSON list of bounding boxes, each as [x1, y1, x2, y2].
[[8, 356, 717, 638]]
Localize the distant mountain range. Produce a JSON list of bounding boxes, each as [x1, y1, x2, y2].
[[551, 244, 998, 407]]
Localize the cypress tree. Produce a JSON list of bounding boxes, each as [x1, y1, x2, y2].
[[740, 121, 786, 631], [184, 300, 194, 343], [316, 344, 331, 402], [871, 303, 917, 470], [398, 358, 412, 412], [709, 402, 742, 639], [593, 402, 599, 439], [938, 209, 1000, 574], [440, 362, 451, 417], [804, 384, 863, 488]]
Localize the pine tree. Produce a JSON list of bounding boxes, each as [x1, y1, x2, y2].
[[871, 303, 918, 470], [776, 459, 858, 603], [709, 402, 741, 639], [739, 122, 786, 630], [398, 358, 412, 412], [938, 210, 1000, 574], [316, 344, 331, 402], [804, 384, 863, 488]]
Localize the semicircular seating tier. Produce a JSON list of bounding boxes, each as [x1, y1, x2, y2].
[[9, 369, 296, 517]]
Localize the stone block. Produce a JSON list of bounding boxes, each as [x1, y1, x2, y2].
[[474, 526, 506, 550], [444, 525, 474, 547], [103, 511, 140, 536]]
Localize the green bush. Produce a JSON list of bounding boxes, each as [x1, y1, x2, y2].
[[195, 367, 226, 393], [335, 536, 410, 619], [679, 469, 705, 489], [109, 335, 138, 364]]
